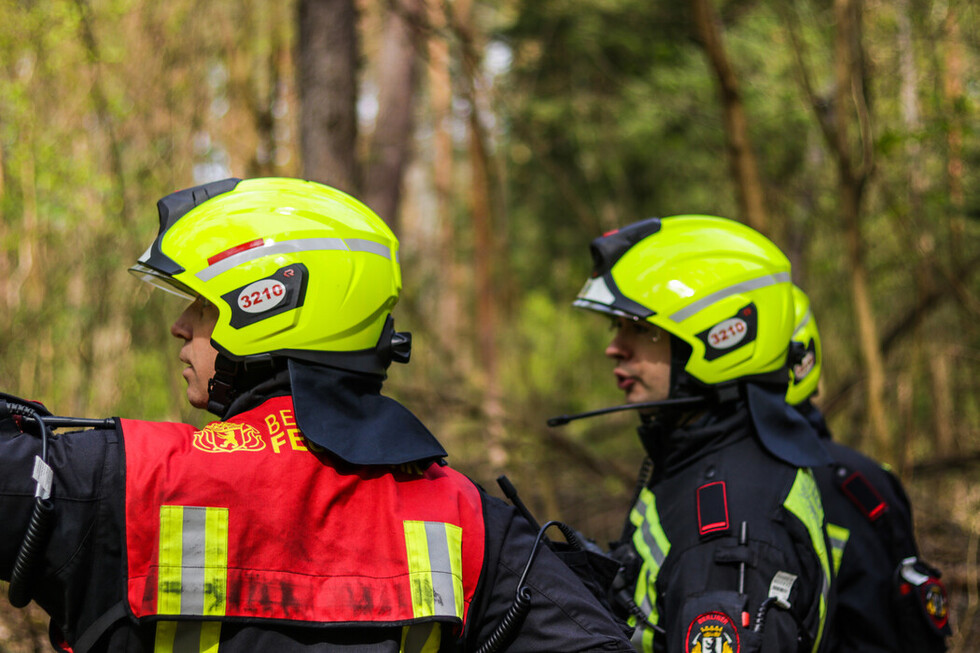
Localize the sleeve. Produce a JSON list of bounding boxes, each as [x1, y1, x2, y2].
[[833, 446, 950, 651], [0, 423, 126, 643], [463, 493, 634, 653]]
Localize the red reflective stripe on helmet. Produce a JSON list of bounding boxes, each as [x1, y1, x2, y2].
[[207, 239, 266, 265]]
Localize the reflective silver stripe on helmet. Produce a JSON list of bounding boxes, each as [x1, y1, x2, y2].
[[792, 308, 812, 337], [196, 237, 392, 282], [669, 272, 791, 323], [346, 238, 392, 259]]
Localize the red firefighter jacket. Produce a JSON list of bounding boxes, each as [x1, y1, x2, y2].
[[120, 396, 485, 633]]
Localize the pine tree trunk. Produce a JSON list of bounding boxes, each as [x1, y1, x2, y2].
[[297, 0, 358, 193], [363, 0, 423, 230], [689, 0, 769, 236]]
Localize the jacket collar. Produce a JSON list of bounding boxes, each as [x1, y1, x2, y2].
[[222, 361, 448, 466], [637, 383, 830, 473]]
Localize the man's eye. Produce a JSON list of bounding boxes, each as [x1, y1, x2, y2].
[[629, 322, 653, 335]]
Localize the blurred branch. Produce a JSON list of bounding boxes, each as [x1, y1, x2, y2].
[[689, 0, 769, 233], [910, 449, 980, 476], [541, 427, 636, 489], [824, 252, 980, 415]]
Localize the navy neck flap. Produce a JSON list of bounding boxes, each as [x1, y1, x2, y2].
[[287, 360, 448, 466]]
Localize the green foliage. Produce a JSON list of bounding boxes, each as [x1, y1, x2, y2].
[[0, 0, 978, 645]]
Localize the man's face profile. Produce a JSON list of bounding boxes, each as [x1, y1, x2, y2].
[[171, 296, 220, 409]]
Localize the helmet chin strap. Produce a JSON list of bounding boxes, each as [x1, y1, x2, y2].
[[207, 353, 284, 417]]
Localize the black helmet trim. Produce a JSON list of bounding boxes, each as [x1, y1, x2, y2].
[[136, 178, 242, 277], [195, 236, 391, 283], [572, 272, 655, 319], [211, 314, 411, 377], [587, 217, 662, 278], [668, 272, 791, 323]]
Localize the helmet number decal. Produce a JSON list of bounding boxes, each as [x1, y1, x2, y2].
[[696, 303, 758, 361], [222, 264, 309, 329], [793, 340, 817, 382], [707, 318, 748, 349], [238, 279, 287, 313]]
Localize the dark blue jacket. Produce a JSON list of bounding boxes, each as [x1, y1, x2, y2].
[[800, 400, 949, 653]]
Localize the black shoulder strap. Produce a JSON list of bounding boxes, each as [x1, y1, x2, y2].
[[73, 600, 130, 653]]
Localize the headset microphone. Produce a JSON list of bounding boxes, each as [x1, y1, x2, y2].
[[547, 396, 706, 427]]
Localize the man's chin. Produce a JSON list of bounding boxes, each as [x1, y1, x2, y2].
[[186, 390, 209, 410]]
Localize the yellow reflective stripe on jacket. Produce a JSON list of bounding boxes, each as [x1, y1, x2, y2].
[[783, 468, 831, 653], [629, 487, 671, 653], [154, 621, 221, 653], [826, 522, 850, 576], [158, 506, 229, 616], [400, 623, 442, 653], [155, 506, 228, 652], [404, 520, 464, 620]]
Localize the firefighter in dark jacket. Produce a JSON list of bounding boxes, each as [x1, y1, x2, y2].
[[786, 285, 950, 652], [0, 177, 633, 653], [568, 216, 834, 653]]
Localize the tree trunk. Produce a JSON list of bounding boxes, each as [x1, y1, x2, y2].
[[833, 0, 890, 457], [457, 0, 507, 475], [427, 0, 462, 355], [943, 8, 965, 219], [297, 0, 358, 193], [362, 0, 423, 231], [689, 0, 769, 235]]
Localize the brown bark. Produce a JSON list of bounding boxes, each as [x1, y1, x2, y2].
[[362, 0, 423, 230], [689, 0, 769, 235], [943, 8, 964, 216], [928, 346, 955, 456], [427, 0, 462, 352], [456, 0, 507, 474], [784, 0, 889, 455], [297, 0, 358, 193], [833, 0, 890, 457]]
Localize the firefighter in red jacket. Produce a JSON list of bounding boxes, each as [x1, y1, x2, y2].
[[0, 177, 632, 653]]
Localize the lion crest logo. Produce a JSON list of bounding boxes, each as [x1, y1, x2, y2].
[[193, 421, 266, 453]]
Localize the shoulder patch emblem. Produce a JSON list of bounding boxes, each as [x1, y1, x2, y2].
[[686, 611, 740, 653], [921, 579, 949, 631], [193, 421, 266, 453]]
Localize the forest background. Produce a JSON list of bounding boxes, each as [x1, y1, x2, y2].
[[0, 0, 978, 649]]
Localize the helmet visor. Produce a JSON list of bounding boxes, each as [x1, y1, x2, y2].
[[128, 262, 197, 300]]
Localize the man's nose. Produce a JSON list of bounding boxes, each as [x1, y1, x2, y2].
[[605, 333, 629, 360], [170, 310, 192, 340]]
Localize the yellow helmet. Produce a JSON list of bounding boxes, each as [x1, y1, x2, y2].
[[574, 215, 795, 393], [130, 177, 408, 376], [786, 285, 822, 405]]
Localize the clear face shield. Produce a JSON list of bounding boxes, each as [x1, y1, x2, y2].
[[128, 262, 197, 300]]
